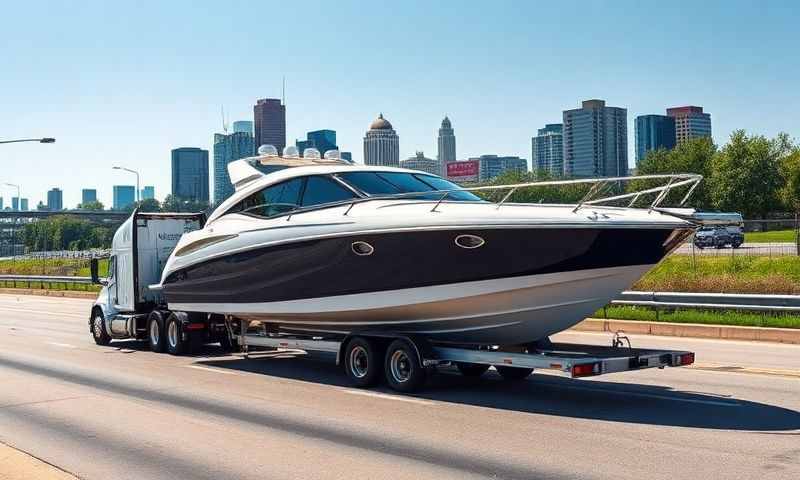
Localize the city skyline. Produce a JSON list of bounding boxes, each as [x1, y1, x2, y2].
[[3, 1, 798, 207]]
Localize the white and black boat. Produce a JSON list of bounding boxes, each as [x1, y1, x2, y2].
[[155, 148, 701, 345]]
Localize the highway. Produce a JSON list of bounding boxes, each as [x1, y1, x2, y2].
[[0, 294, 798, 479], [674, 242, 796, 256]]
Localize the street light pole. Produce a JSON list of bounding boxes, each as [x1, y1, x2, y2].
[[0, 138, 56, 145], [112, 166, 140, 203]]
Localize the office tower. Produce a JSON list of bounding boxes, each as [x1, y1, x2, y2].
[[141, 186, 155, 200], [666, 106, 712, 145], [253, 98, 286, 153], [296, 129, 338, 156], [400, 151, 439, 175], [171, 147, 210, 203], [0, 197, 3, 210], [113, 186, 136, 210], [233, 120, 253, 135], [532, 123, 564, 176], [213, 131, 255, 205], [635, 114, 676, 164], [562, 99, 628, 177], [82, 189, 97, 205], [363, 113, 399, 167], [19, 198, 28, 211], [340, 152, 352, 162], [437, 116, 456, 176], [46, 188, 63, 211], [470, 155, 528, 182], [11, 197, 19, 211]]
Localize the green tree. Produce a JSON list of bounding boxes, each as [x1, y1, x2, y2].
[[162, 194, 210, 213], [135, 198, 161, 212], [710, 130, 784, 218], [636, 137, 717, 209], [79, 200, 104, 211], [780, 148, 800, 213]]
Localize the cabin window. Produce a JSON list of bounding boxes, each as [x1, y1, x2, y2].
[[337, 171, 481, 201], [300, 176, 357, 207], [232, 177, 304, 218]]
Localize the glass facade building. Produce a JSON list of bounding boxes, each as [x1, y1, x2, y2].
[[141, 186, 155, 200], [563, 99, 628, 178], [47, 188, 63, 211], [635, 114, 676, 164], [81, 189, 97, 205], [113, 185, 135, 210], [666, 106, 712, 145], [471, 155, 528, 182], [254, 98, 286, 153], [213, 132, 255, 205], [296, 129, 338, 156], [233, 120, 253, 135], [532, 123, 564, 176], [171, 147, 210, 203]]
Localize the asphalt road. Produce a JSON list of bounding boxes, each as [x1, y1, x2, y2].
[[674, 242, 797, 256], [1, 294, 799, 480]]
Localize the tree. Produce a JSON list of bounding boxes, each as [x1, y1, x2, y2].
[[162, 194, 210, 213], [710, 130, 784, 218], [80, 200, 104, 211], [780, 148, 800, 213], [135, 198, 161, 212]]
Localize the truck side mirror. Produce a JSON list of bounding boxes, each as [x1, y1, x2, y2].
[[90, 258, 107, 286]]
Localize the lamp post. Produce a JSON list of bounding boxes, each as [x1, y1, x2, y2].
[[2, 183, 21, 257], [0, 138, 55, 145], [112, 166, 140, 204]]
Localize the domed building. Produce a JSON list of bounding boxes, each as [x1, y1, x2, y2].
[[363, 113, 399, 167]]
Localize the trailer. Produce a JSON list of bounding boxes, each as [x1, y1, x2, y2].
[[89, 210, 695, 393]]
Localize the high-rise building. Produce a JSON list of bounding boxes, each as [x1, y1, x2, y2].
[[363, 114, 399, 167], [11, 197, 19, 211], [470, 155, 528, 182], [666, 106, 711, 145], [19, 198, 28, 211], [437, 116, 456, 176], [253, 98, 286, 153], [171, 147, 209, 203], [141, 186, 155, 200], [296, 129, 338, 156], [113, 185, 136, 210], [532, 123, 564, 176], [81, 189, 97, 205], [400, 151, 439, 175], [46, 188, 63, 211], [562, 99, 628, 177], [340, 152, 352, 162], [233, 120, 253, 135], [635, 114, 676, 164], [0, 197, 3, 210], [213, 131, 255, 205]]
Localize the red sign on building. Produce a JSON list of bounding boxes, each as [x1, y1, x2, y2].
[[446, 160, 479, 182]]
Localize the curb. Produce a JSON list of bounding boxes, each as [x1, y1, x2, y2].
[[571, 318, 800, 344], [0, 288, 97, 300]]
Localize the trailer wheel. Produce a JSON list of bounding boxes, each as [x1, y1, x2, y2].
[[495, 365, 533, 381], [456, 362, 490, 377], [344, 337, 383, 388], [385, 339, 427, 392], [147, 311, 167, 353], [91, 309, 111, 346], [165, 313, 186, 355]]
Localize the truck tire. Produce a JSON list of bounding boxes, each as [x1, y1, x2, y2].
[[385, 339, 427, 393], [495, 365, 533, 381], [91, 309, 112, 346], [344, 337, 383, 388], [456, 362, 490, 377], [147, 311, 168, 353], [165, 313, 186, 355]]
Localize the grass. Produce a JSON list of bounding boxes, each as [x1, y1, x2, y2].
[[634, 254, 800, 295], [744, 229, 798, 243], [0, 280, 100, 292], [597, 305, 800, 329], [0, 258, 108, 276]]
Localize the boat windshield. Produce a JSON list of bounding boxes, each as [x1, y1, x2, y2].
[[336, 171, 481, 201]]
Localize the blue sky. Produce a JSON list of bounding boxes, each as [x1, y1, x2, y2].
[[2, 0, 798, 207]]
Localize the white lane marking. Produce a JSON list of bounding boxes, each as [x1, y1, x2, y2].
[[46, 342, 77, 349], [555, 382, 740, 407], [341, 389, 436, 406], [185, 365, 241, 376]]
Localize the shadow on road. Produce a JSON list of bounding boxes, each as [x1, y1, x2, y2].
[[198, 350, 800, 432]]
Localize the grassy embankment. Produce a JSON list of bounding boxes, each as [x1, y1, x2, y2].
[[744, 229, 797, 243], [0, 258, 108, 292]]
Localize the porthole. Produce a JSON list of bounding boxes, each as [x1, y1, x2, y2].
[[351, 241, 374, 256], [455, 234, 485, 249]]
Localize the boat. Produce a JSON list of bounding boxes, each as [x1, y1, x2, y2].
[[156, 146, 701, 345]]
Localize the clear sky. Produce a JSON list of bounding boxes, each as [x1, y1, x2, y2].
[[2, 0, 798, 208]]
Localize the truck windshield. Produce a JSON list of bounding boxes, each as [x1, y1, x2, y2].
[[337, 171, 481, 201]]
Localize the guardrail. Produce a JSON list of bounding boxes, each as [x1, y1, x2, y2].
[[612, 291, 800, 312]]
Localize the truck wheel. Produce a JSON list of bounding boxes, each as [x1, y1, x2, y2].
[[165, 313, 186, 356], [344, 337, 382, 388], [495, 365, 533, 381], [385, 339, 427, 393], [91, 309, 112, 346], [148, 311, 167, 353], [456, 362, 490, 377]]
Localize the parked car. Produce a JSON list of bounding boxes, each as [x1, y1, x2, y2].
[[724, 225, 745, 248], [694, 226, 732, 249]]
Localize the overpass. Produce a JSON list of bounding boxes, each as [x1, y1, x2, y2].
[[0, 210, 129, 222]]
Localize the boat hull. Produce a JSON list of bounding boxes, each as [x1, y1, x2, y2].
[[163, 226, 690, 344]]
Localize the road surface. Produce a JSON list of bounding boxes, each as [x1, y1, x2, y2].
[[674, 242, 796, 256], [0, 294, 798, 479]]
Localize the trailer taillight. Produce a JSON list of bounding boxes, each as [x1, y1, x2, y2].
[[185, 323, 206, 331], [676, 353, 695, 366], [572, 362, 601, 377]]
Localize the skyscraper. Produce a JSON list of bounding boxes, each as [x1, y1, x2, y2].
[[171, 147, 209, 203], [47, 188, 63, 211], [400, 151, 439, 175], [437, 116, 456, 176], [532, 123, 564, 176], [471, 155, 528, 182], [213, 130, 255, 205], [233, 120, 253, 135], [141, 186, 155, 200], [562, 99, 628, 177], [113, 185, 136, 210], [363, 114, 399, 167], [81, 189, 97, 205], [296, 129, 337, 156], [19, 198, 28, 211], [666, 106, 712, 145], [11, 197, 18, 211], [254, 98, 286, 153], [340, 152, 352, 162], [635, 114, 676, 164]]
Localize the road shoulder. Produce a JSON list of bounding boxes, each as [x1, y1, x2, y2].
[[0, 442, 78, 480]]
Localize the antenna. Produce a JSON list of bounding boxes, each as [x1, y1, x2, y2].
[[221, 105, 229, 134], [282, 76, 286, 105]]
